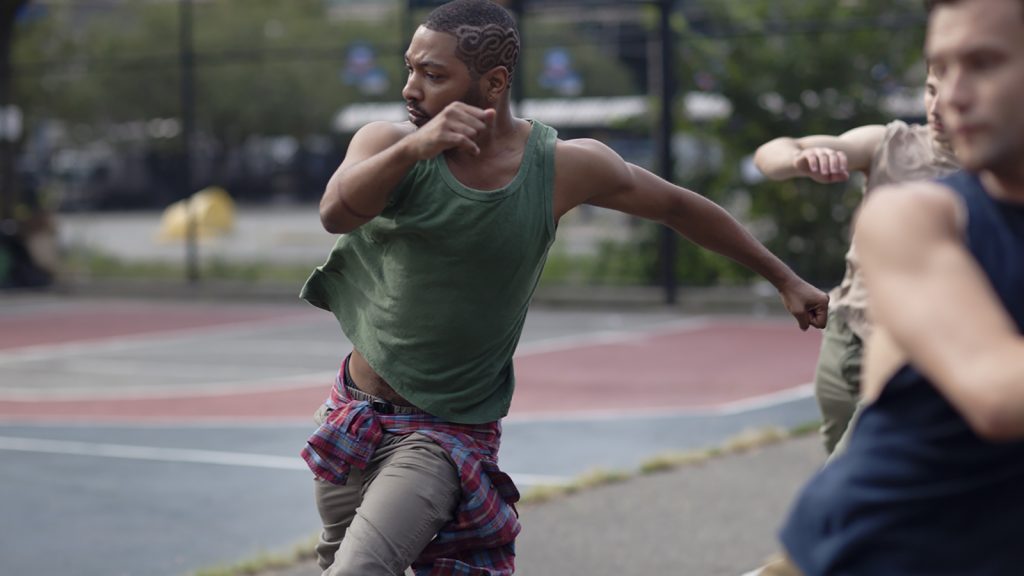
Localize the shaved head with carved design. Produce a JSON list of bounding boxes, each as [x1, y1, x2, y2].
[[423, 0, 520, 79]]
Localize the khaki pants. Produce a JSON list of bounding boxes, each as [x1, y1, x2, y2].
[[813, 313, 864, 455], [758, 554, 806, 576], [312, 406, 461, 576]]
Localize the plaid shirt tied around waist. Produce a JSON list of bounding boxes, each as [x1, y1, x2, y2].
[[301, 368, 521, 576]]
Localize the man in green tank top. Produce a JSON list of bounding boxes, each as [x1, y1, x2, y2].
[[300, 1, 829, 574]]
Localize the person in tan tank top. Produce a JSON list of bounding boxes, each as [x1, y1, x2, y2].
[[742, 66, 961, 576], [753, 67, 960, 457]]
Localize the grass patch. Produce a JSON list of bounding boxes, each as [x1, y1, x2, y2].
[[538, 239, 653, 287], [63, 241, 649, 288], [522, 423, 815, 506], [522, 468, 632, 505], [64, 246, 316, 284], [192, 535, 317, 576], [788, 420, 822, 437], [194, 426, 821, 575]]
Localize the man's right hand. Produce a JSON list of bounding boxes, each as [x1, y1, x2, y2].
[[404, 102, 496, 160], [793, 147, 850, 184]]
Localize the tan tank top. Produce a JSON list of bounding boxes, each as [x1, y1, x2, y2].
[[830, 120, 959, 339]]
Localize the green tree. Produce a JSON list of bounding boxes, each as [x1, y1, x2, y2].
[[16, 0, 403, 142], [674, 0, 929, 286]]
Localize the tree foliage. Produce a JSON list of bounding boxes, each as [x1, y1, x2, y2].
[[15, 0, 402, 142], [670, 0, 929, 286], [575, 0, 930, 288]]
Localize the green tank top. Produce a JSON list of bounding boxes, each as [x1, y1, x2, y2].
[[300, 120, 557, 424]]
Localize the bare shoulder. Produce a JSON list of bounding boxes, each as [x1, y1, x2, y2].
[[340, 121, 416, 167], [856, 180, 963, 251], [556, 137, 622, 164], [554, 138, 631, 185], [841, 123, 888, 138], [833, 124, 888, 162], [551, 138, 633, 215], [839, 124, 888, 147], [352, 120, 415, 145]]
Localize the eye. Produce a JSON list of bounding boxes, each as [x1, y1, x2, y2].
[[964, 51, 1006, 72]]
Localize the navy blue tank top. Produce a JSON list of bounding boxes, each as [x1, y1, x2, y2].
[[780, 171, 1024, 576]]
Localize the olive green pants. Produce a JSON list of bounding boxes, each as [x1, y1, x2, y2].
[[813, 313, 864, 456]]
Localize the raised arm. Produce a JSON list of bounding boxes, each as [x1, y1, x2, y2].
[[754, 125, 887, 184], [856, 183, 1024, 440], [320, 103, 494, 234], [319, 121, 417, 234], [555, 139, 828, 330]]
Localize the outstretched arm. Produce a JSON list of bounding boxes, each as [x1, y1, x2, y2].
[[754, 125, 887, 184], [556, 139, 828, 330], [857, 183, 1024, 440]]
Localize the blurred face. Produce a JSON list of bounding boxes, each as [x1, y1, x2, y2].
[[402, 27, 488, 128], [926, 0, 1024, 172], [924, 70, 950, 147]]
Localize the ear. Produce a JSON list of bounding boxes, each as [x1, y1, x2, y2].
[[482, 66, 511, 103]]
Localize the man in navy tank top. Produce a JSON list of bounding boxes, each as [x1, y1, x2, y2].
[[763, 0, 1024, 574]]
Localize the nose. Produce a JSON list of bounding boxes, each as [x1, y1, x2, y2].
[[928, 91, 941, 117], [402, 71, 420, 103], [941, 68, 971, 113]]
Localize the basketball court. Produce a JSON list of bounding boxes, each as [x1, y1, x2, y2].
[[0, 295, 821, 575]]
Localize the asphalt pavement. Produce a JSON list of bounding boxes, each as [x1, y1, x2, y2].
[[0, 295, 824, 576], [262, 433, 825, 576], [1, 205, 830, 576]]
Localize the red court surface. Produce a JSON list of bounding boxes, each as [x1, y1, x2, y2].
[[511, 321, 820, 415], [0, 300, 316, 350], [0, 302, 822, 422]]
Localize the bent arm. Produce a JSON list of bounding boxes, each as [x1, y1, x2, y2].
[[319, 122, 416, 234], [857, 184, 1024, 440], [754, 125, 886, 181]]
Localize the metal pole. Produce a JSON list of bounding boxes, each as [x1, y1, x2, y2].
[[403, 1, 414, 54], [0, 4, 17, 223], [179, 0, 199, 284], [657, 0, 677, 305]]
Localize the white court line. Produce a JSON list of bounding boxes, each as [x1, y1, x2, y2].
[[0, 314, 809, 426], [0, 317, 712, 401], [0, 382, 814, 427], [514, 316, 711, 358], [0, 371, 337, 401], [504, 383, 815, 423], [0, 312, 329, 367], [0, 435, 570, 486], [0, 435, 307, 470]]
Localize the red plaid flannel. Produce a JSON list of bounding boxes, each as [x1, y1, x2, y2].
[[302, 370, 521, 575]]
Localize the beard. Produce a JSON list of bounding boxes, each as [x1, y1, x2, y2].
[[409, 84, 490, 129], [460, 83, 488, 109]]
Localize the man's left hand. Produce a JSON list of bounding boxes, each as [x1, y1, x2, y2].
[[778, 280, 829, 331]]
